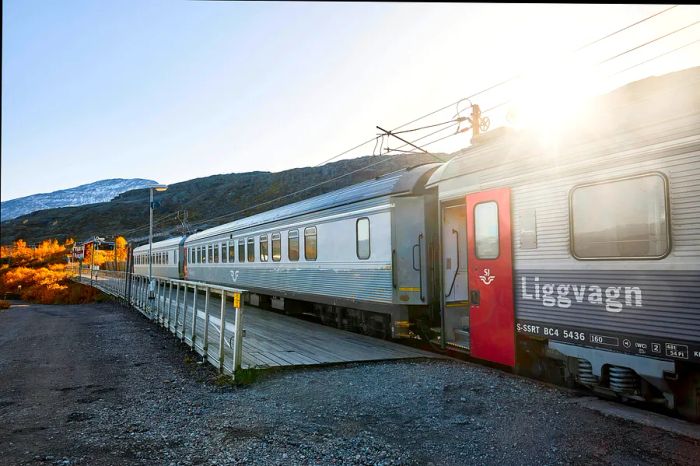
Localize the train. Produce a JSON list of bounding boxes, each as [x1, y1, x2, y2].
[[133, 66, 700, 421]]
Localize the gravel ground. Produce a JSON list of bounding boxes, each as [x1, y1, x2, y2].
[[1, 301, 699, 466]]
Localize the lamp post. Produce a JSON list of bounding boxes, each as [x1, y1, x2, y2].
[[90, 236, 105, 286], [148, 184, 168, 298]]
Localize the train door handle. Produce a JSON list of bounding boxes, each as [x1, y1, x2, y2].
[[391, 249, 397, 289], [470, 290, 480, 305], [412, 234, 424, 302]]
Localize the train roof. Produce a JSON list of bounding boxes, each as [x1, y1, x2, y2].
[[133, 236, 186, 253], [427, 66, 700, 187], [186, 163, 440, 242]]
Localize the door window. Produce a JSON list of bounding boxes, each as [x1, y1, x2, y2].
[[474, 201, 499, 259]]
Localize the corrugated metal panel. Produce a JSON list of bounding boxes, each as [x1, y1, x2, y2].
[[187, 265, 394, 303], [515, 270, 700, 343], [187, 164, 438, 242], [509, 145, 700, 266]]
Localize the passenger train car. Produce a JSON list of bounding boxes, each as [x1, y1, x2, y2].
[[133, 236, 186, 280], [129, 67, 699, 419], [427, 67, 700, 419], [137, 164, 440, 338]]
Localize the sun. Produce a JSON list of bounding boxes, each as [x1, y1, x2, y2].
[[505, 65, 602, 136]]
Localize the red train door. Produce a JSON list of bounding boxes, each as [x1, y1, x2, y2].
[[465, 188, 515, 367]]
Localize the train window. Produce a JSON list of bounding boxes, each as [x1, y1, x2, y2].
[[356, 218, 370, 260], [570, 173, 670, 259], [304, 226, 317, 261], [238, 240, 245, 263], [272, 233, 281, 261], [474, 201, 500, 259], [222, 242, 228, 263], [207, 244, 213, 263], [260, 235, 269, 262], [288, 230, 299, 261], [214, 243, 219, 263], [228, 242, 235, 262], [247, 238, 255, 262], [195, 247, 200, 264]]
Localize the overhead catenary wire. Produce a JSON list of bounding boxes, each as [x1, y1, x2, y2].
[[391, 5, 682, 131], [598, 20, 699, 66], [611, 38, 700, 76], [131, 8, 696, 239], [185, 153, 419, 232]]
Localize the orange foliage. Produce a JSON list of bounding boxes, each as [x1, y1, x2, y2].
[[0, 238, 103, 304], [1, 238, 68, 266], [115, 236, 128, 262]]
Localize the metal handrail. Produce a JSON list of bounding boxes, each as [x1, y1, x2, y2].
[[70, 270, 247, 378]]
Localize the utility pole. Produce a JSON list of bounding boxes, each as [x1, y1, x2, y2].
[[90, 236, 96, 286], [148, 185, 168, 299], [149, 188, 153, 283]]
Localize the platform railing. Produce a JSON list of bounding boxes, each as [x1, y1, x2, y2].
[[72, 269, 246, 377]]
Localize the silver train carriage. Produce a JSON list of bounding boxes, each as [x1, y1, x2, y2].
[[133, 236, 186, 279], [183, 164, 440, 338], [426, 67, 700, 419]]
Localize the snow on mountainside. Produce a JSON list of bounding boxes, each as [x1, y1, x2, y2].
[[1, 178, 158, 221]]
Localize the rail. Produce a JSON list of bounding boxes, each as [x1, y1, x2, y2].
[[71, 268, 247, 378]]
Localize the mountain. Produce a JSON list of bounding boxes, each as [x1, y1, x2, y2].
[[0, 153, 448, 245], [1, 178, 158, 222]]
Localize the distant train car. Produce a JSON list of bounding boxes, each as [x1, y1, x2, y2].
[[426, 67, 700, 419], [184, 164, 440, 338], [133, 236, 186, 279]]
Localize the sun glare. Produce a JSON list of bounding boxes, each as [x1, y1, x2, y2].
[[506, 66, 601, 136]]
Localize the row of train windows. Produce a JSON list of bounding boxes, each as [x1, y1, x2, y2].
[[475, 173, 670, 260], [134, 251, 172, 265], [189, 218, 371, 265]]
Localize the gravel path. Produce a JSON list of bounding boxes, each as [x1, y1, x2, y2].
[[1, 301, 699, 466]]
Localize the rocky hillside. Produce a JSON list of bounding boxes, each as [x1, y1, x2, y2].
[[1, 178, 157, 221], [0, 153, 447, 245]]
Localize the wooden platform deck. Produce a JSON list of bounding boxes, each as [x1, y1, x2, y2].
[[237, 306, 439, 369], [85, 274, 441, 370]]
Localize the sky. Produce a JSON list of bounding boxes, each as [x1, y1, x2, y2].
[[2, 2, 699, 201]]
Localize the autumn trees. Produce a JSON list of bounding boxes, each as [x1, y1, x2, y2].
[[0, 236, 128, 304]]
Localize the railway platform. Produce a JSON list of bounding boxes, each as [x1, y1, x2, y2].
[[74, 271, 440, 373]]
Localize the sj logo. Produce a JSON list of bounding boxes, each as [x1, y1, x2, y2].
[[479, 268, 495, 285], [230, 270, 240, 283]]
